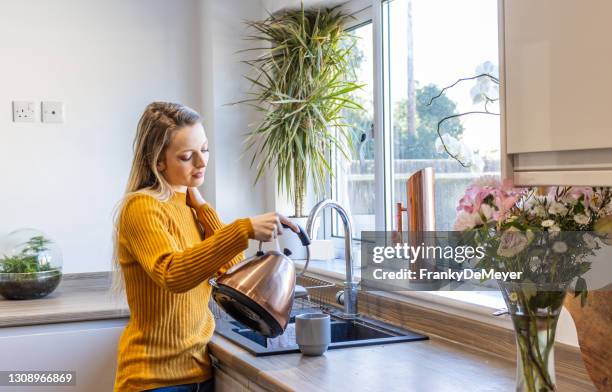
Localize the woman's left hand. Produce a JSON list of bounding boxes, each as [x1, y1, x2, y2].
[[187, 187, 206, 209]]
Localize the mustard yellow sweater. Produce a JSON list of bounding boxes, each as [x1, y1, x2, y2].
[[113, 191, 253, 392]]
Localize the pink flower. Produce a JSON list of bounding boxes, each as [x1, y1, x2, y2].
[[454, 176, 527, 229], [454, 211, 482, 230], [547, 186, 594, 205]]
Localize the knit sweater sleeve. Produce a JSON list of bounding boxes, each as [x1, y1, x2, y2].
[[121, 194, 253, 293], [194, 203, 253, 277], [194, 203, 225, 237]]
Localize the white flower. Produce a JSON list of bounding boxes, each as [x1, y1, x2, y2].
[[480, 204, 494, 220], [454, 211, 481, 231], [548, 225, 561, 238], [548, 202, 568, 215], [533, 205, 547, 218], [589, 195, 603, 211], [583, 233, 598, 249], [574, 214, 590, 225], [497, 227, 529, 258], [561, 194, 579, 205], [521, 195, 537, 211], [541, 219, 555, 228], [552, 241, 568, 253]]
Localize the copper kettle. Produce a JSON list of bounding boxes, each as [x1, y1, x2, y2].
[[211, 224, 310, 338]]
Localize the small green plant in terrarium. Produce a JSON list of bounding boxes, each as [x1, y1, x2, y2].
[[0, 236, 57, 273], [0, 230, 63, 300]]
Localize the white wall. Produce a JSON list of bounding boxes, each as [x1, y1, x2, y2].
[[263, 0, 348, 13], [199, 0, 268, 220], [0, 0, 266, 273]]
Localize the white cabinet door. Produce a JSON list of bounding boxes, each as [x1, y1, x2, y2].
[[0, 318, 127, 392], [500, 0, 612, 185]]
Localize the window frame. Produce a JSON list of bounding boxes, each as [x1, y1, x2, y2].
[[323, 2, 380, 249], [326, 0, 390, 257]]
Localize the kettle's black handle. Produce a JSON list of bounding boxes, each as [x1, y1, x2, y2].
[[282, 223, 311, 247]]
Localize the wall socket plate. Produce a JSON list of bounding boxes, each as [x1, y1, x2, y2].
[[42, 101, 65, 123], [12, 101, 36, 122]]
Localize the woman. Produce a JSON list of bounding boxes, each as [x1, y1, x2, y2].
[[112, 102, 297, 392]]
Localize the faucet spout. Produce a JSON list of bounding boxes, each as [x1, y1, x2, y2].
[[306, 199, 358, 318]]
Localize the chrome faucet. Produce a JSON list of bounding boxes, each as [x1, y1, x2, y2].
[[306, 199, 358, 319]]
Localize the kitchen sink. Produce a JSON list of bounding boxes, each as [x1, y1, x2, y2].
[[214, 307, 428, 356]]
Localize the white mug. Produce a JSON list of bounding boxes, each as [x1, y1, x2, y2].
[[295, 313, 331, 356]]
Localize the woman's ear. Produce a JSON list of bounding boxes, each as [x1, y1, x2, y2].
[[157, 160, 166, 172]]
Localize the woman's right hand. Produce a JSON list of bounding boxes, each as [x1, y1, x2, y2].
[[249, 212, 298, 242]]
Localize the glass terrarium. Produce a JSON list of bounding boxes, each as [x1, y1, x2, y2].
[[0, 228, 63, 300]]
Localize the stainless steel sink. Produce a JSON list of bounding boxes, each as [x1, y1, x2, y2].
[[214, 306, 428, 356]]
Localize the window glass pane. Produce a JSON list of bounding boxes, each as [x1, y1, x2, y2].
[[333, 22, 375, 238], [384, 0, 501, 231]]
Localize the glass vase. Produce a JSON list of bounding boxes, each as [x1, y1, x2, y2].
[[0, 228, 63, 300], [498, 280, 569, 392]]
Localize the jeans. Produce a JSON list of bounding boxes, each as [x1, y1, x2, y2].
[[144, 378, 214, 392]]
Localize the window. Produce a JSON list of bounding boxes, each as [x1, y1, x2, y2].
[[383, 0, 501, 231], [332, 21, 375, 239], [331, 0, 500, 240], [323, 1, 502, 304]]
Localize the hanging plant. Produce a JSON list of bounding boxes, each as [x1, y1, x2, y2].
[[237, 3, 364, 217]]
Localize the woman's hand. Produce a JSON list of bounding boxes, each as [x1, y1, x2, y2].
[[186, 187, 206, 209], [249, 212, 299, 242]]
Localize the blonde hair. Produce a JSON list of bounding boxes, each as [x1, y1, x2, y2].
[[110, 102, 201, 299]]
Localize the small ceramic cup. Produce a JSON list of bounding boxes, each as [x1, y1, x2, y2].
[[295, 313, 331, 356]]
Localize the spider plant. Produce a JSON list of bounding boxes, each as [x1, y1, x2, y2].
[[238, 3, 364, 217]]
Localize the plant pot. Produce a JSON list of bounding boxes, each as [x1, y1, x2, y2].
[[0, 269, 62, 300]]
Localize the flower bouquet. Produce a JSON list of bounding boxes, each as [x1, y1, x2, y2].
[[455, 176, 612, 392]]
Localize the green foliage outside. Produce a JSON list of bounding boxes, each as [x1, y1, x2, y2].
[[341, 30, 464, 161], [342, 83, 464, 161], [394, 84, 463, 159]]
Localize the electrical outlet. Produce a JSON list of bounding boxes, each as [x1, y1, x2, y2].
[[42, 101, 65, 123], [12, 101, 36, 122]]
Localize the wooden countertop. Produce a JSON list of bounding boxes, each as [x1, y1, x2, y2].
[[208, 333, 520, 392], [0, 273, 129, 327], [0, 273, 595, 391]]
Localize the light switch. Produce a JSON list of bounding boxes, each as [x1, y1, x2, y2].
[[42, 101, 65, 123], [12, 101, 36, 122]]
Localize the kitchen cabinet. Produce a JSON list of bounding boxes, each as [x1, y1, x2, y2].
[[0, 318, 127, 392], [212, 356, 271, 392], [499, 0, 612, 186]]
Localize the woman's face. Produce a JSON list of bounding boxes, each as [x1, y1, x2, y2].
[[157, 122, 209, 192]]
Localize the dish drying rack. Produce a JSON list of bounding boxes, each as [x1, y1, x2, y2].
[[210, 275, 338, 322]]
